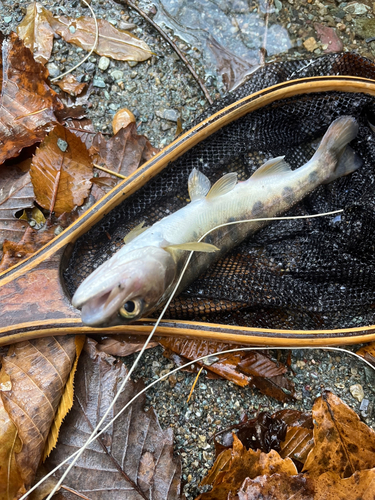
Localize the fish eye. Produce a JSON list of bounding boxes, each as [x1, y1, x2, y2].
[[119, 299, 143, 319]]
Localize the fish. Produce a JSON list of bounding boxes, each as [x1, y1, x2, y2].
[[72, 116, 361, 326]]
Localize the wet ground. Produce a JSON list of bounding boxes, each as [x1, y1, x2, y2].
[[2, 0, 375, 498]]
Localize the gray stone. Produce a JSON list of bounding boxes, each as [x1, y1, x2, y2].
[[119, 20, 136, 30], [156, 109, 180, 122], [69, 25, 76, 34], [93, 77, 106, 88], [46, 63, 60, 78], [85, 62, 96, 73], [343, 2, 370, 15], [128, 60, 138, 67], [126, 82, 137, 92], [110, 70, 124, 81], [3, 16, 12, 23], [98, 56, 110, 71]]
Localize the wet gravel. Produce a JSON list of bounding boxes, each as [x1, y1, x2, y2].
[[2, 0, 375, 498]]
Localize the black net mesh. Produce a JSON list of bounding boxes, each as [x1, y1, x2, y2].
[[64, 53, 375, 330]]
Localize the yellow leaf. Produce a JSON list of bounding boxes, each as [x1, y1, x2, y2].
[[43, 335, 86, 460], [0, 370, 25, 500], [17, 2, 54, 64]]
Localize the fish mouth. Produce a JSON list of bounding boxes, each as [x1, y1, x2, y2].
[[80, 286, 131, 326]]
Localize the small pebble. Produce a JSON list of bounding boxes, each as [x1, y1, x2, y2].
[[46, 63, 60, 78], [128, 60, 138, 67], [93, 77, 106, 88], [3, 16, 12, 23], [98, 56, 110, 71], [350, 383, 365, 402], [303, 37, 318, 51], [111, 70, 124, 80]]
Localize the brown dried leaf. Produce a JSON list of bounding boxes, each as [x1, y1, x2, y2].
[[236, 473, 314, 500], [112, 108, 136, 134], [0, 32, 62, 164], [46, 338, 182, 499], [0, 390, 26, 499], [159, 338, 251, 387], [207, 35, 260, 91], [89, 122, 159, 178], [64, 118, 96, 149], [0, 225, 56, 272], [55, 74, 87, 97], [251, 374, 296, 403], [198, 434, 297, 500], [0, 166, 34, 249], [314, 469, 375, 499], [90, 175, 118, 200], [356, 342, 375, 366], [95, 334, 158, 357], [238, 351, 287, 378], [30, 123, 93, 216], [303, 391, 375, 478], [279, 426, 314, 464], [17, 2, 54, 64], [0, 337, 77, 491], [47, 14, 153, 61]]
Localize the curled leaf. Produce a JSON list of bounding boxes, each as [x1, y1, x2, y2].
[[30, 124, 93, 216], [112, 108, 136, 134], [55, 74, 87, 97]]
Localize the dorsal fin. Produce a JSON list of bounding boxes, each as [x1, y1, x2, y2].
[[188, 168, 211, 201], [164, 241, 219, 253], [124, 222, 148, 244], [250, 156, 292, 180], [206, 172, 237, 200]]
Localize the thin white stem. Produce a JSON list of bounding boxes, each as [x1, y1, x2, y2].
[[24, 345, 374, 498], [34, 207, 343, 497], [50, 0, 99, 82]]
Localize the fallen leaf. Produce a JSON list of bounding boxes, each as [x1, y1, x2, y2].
[[0, 166, 34, 250], [46, 338, 182, 499], [90, 176, 118, 200], [0, 32, 62, 164], [0, 393, 25, 499], [47, 14, 153, 62], [198, 434, 297, 500], [95, 334, 158, 357], [30, 123, 93, 216], [112, 107, 136, 134], [314, 23, 343, 53], [89, 123, 159, 178], [236, 472, 314, 500], [314, 469, 375, 499], [55, 74, 87, 97], [0, 225, 56, 272], [0, 336, 77, 491], [159, 338, 251, 387], [356, 342, 375, 366], [303, 391, 375, 478], [207, 35, 260, 91], [43, 335, 86, 460], [250, 373, 296, 404], [17, 2, 54, 64], [238, 351, 288, 378], [279, 426, 314, 465], [63, 118, 96, 150]]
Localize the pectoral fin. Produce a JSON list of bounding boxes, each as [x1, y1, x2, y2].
[[124, 222, 148, 244], [164, 242, 219, 253]]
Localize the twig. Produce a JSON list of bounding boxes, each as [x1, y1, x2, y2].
[[93, 163, 126, 179], [260, 0, 273, 66], [61, 485, 93, 500], [115, 0, 213, 105], [187, 366, 204, 403]]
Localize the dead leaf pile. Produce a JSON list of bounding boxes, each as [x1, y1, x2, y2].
[[160, 337, 295, 402], [0, 7, 158, 268], [197, 392, 375, 499], [45, 339, 182, 499]]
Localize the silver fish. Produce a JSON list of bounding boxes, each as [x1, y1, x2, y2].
[[72, 116, 361, 326]]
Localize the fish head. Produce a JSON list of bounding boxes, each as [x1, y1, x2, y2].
[[71, 246, 177, 326]]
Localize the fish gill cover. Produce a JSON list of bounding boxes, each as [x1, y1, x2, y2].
[[65, 52, 375, 331]]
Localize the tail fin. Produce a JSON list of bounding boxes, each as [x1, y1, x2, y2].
[[313, 116, 361, 182]]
